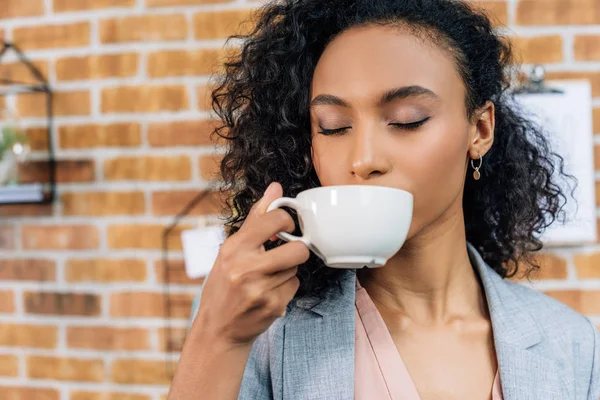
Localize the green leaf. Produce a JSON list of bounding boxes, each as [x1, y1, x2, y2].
[[0, 125, 28, 159]]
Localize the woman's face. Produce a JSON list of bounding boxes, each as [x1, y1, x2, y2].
[[309, 25, 494, 240]]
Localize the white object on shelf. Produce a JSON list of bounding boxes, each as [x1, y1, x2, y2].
[[0, 183, 44, 203], [0, 153, 17, 184], [513, 80, 597, 246], [181, 225, 225, 279]]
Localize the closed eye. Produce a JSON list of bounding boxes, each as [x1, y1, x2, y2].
[[318, 117, 431, 136], [317, 126, 351, 136], [390, 116, 431, 130]]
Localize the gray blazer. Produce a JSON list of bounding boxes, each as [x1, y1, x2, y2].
[[190, 242, 600, 399]]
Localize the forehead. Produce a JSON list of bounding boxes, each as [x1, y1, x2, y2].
[[310, 25, 465, 105]]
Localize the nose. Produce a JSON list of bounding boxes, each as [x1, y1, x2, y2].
[[350, 128, 390, 181]]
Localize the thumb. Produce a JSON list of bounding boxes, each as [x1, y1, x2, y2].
[[258, 181, 283, 215], [262, 182, 285, 242], [248, 182, 283, 220]]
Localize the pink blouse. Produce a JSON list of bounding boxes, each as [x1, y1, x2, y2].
[[354, 277, 504, 399]]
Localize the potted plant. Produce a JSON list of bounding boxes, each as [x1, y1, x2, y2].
[[0, 125, 28, 185]]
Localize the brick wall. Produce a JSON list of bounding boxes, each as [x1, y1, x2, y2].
[[0, 0, 598, 399]]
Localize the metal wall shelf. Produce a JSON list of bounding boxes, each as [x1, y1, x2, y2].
[[0, 41, 55, 206]]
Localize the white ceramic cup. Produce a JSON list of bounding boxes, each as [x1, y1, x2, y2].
[[266, 185, 413, 269]]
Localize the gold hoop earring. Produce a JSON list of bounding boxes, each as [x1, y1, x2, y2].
[[471, 153, 483, 181]]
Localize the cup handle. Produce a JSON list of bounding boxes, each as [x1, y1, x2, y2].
[[266, 197, 311, 247]]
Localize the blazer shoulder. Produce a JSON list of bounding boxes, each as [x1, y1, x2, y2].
[[504, 278, 595, 343], [502, 278, 599, 398]]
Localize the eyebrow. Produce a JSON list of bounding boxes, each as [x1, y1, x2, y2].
[[310, 85, 440, 108]]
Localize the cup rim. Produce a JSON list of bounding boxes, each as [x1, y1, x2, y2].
[[298, 184, 413, 198]]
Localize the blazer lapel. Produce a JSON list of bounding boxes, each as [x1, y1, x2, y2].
[[467, 242, 571, 400], [282, 269, 356, 400], [280, 243, 569, 399]]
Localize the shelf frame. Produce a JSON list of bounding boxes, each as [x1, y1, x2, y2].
[[0, 40, 55, 206]]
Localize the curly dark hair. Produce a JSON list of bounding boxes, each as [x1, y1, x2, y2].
[[209, 0, 574, 300]]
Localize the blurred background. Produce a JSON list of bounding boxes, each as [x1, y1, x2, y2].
[[0, 0, 598, 399]]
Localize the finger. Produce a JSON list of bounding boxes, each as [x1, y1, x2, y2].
[[240, 208, 296, 248], [260, 240, 310, 274], [268, 275, 301, 317], [246, 182, 283, 222], [263, 265, 298, 291]]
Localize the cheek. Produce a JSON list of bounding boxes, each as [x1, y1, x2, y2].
[[410, 119, 469, 222], [311, 137, 344, 185]]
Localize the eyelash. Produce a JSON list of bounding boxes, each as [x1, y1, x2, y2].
[[317, 117, 431, 136]]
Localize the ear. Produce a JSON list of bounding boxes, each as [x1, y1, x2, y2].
[[468, 100, 495, 159]]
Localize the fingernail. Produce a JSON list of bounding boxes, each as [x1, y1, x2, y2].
[[264, 182, 274, 197]]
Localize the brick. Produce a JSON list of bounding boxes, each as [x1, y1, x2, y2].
[[594, 108, 600, 134], [54, 0, 135, 12], [22, 225, 99, 250], [107, 224, 191, 250], [154, 259, 205, 285], [512, 253, 568, 280], [0, 0, 44, 19], [27, 356, 104, 382], [17, 90, 91, 117], [13, 22, 90, 50], [67, 327, 150, 351], [0, 259, 55, 281], [511, 35, 563, 64], [0, 291, 15, 313], [574, 35, 600, 61], [545, 71, 600, 97], [0, 203, 54, 218], [197, 83, 215, 110], [59, 123, 141, 149], [516, 0, 600, 26], [0, 225, 15, 249], [100, 15, 187, 43], [103, 156, 192, 181], [148, 0, 232, 6], [574, 253, 600, 279], [102, 85, 188, 113], [24, 127, 50, 151], [70, 392, 150, 400], [597, 181, 600, 207], [158, 327, 187, 352], [147, 48, 231, 77], [0, 387, 58, 400], [194, 10, 257, 40], [111, 359, 173, 384], [19, 159, 96, 184], [147, 120, 224, 147], [199, 154, 223, 181], [0, 354, 18, 376], [110, 292, 193, 318], [24, 292, 101, 316], [0, 324, 57, 348], [152, 190, 223, 216], [56, 53, 138, 81], [543, 290, 600, 315], [595, 145, 600, 170], [66, 259, 147, 283], [62, 191, 145, 216], [470, 1, 509, 26], [0, 60, 49, 84]]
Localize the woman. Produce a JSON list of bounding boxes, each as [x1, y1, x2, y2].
[[169, 0, 600, 399]]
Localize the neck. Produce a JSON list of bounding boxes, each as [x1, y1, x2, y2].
[[356, 206, 489, 329]]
